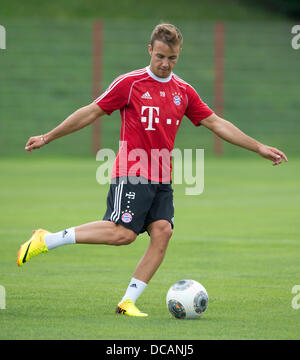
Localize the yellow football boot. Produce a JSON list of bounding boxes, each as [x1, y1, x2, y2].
[[115, 299, 148, 317], [17, 229, 50, 267]]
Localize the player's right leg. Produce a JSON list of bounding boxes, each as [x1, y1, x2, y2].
[[17, 222, 136, 267], [17, 229, 50, 267], [17, 175, 153, 267], [74, 221, 136, 246]]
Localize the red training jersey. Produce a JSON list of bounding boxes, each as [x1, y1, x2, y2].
[[94, 66, 213, 182]]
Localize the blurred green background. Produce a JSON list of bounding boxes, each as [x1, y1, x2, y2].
[[1, 0, 299, 157]]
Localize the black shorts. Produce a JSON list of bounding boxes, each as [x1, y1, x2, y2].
[[102, 176, 174, 235]]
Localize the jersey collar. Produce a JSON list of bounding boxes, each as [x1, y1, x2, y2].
[[146, 66, 173, 83]]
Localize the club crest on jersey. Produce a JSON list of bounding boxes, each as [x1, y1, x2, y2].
[[172, 92, 182, 106]]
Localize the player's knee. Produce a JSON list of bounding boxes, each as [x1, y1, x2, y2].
[[156, 221, 173, 240], [113, 226, 137, 246], [118, 233, 136, 246], [150, 221, 173, 250], [164, 226, 173, 240], [160, 230, 172, 248]]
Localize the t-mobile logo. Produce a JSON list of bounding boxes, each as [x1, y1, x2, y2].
[[141, 106, 159, 131]]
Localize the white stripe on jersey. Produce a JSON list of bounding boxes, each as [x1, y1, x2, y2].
[[173, 74, 210, 107], [173, 74, 188, 84], [94, 69, 147, 104], [126, 76, 151, 105], [121, 75, 151, 143], [108, 68, 148, 90], [172, 76, 189, 105]]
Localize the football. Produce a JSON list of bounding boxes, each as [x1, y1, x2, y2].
[[166, 279, 208, 319]]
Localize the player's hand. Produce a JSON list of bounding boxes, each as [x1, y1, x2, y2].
[[257, 145, 288, 166], [25, 135, 47, 154]]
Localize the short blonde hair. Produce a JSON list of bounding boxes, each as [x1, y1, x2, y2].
[[150, 23, 183, 48]]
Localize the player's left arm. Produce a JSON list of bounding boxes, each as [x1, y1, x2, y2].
[[201, 113, 288, 166]]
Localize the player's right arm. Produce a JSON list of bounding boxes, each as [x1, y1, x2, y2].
[[25, 103, 105, 153]]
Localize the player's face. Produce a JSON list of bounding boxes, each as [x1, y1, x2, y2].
[[148, 40, 181, 78]]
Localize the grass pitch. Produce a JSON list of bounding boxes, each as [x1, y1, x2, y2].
[[0, 155, 299, 340]]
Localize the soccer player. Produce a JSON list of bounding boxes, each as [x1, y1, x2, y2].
[[17, 24, 287, 317]]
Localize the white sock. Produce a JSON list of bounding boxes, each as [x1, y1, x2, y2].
[[44, 227, 76, 250], [120, 277, 147, 304]]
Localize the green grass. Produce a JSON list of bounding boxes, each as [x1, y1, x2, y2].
[[0, 155, 299, 339]]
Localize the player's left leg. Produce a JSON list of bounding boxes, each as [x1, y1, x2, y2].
[[116, 220, 172, 317], [131, 182, 175, 284], [116, 182, 174, 316], [133, 220, 172, 283]]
